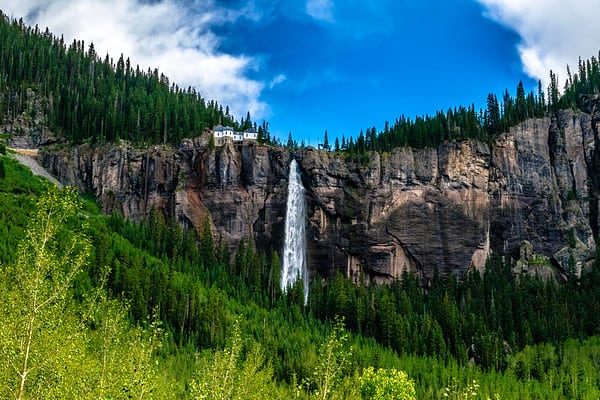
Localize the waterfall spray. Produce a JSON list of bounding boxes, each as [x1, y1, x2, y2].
[[281, 159, 309, 305]]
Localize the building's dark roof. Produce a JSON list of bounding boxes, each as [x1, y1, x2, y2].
[[213, 126, 234, 132]]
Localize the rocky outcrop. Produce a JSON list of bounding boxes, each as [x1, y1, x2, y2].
[[39, 106, 600, 283], [487, 112, 598, 279], [298, 141, 491, 282], [41, 139, 293, 255], [513, 240, 562, 281], [2, 88, 59, 148]]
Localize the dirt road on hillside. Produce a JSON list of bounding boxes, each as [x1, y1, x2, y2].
[[8, 148, 63, 188]]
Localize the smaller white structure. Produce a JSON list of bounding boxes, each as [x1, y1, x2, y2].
[[213, 126, 234, 146], [243, 129, 258, 140], [213, 125, 257, 146]]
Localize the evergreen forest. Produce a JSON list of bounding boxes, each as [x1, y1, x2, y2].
[[2, 11, 600, 400], [0, 13, 269, 146]]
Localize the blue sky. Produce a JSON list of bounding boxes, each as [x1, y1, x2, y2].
[[4, 0, 600, 146]]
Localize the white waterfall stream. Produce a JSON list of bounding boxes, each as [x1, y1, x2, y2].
[[281, 159, 309, 305]]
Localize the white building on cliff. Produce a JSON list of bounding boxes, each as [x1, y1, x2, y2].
[[213, 126, 257, 146]]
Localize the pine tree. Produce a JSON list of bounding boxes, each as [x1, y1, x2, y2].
[[549, 70, 560, 114], [268, 250, 281, 305], [515, 81, 527, 121], [536, 79, 546, 116], [244, 111, 252, 130], [323, 130, 330, 151], [200, 216, 215, 268], [485, 93, 500, 135]]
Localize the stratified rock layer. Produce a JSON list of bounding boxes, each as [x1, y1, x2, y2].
[[40, 106, 600, 282]]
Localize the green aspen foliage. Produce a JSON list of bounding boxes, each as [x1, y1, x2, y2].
[[190, 319, 275, 400], [443, 379, 501, 400], [359, 367, 416, 400], [0, 187, 174, 399], [299, 317, 354, 400], [0, 186, 90, 400]]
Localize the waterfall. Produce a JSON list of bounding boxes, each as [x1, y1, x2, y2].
[[281, 159, 309, 305]]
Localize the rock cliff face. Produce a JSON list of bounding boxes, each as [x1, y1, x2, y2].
[[40, 106, 600, 283]]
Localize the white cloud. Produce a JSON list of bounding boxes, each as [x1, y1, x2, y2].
[[306, 0, 334, 22], [0, 0, 268, 120], [269, 74, 287, 89], [477, 0, 600, 88]]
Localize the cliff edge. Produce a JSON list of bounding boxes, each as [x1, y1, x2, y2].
[[38, 105, 600, 283]]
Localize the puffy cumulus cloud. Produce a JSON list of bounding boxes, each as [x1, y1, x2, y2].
[[477, 0, 600, 87], [1, 0, 268, 120], [306, 0, 335, 22]]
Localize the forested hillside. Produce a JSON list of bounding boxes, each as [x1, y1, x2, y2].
[[0, 13, 265, 146], [311, 57, 600, 159]]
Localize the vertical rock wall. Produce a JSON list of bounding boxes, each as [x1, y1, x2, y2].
[[39, 106, 600, 283]]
